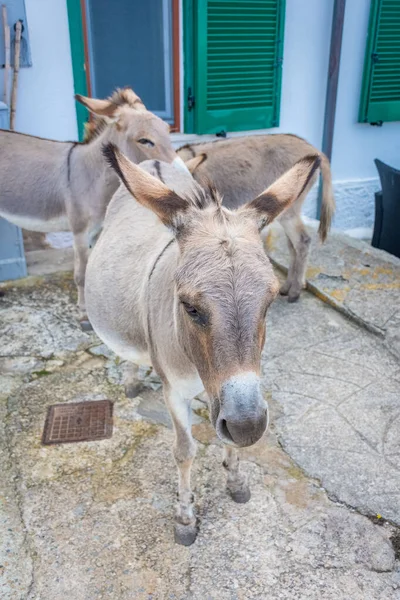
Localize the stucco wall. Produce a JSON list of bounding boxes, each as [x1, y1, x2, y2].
[[175, 0, 400, 230], [281, 0, 400, 230], [333, 0, 400, 180], [13, 0, 77, 140], [8, 0, 400, 229]]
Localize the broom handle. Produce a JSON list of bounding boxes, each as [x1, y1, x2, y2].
[[10, 20, 22, 130], [2, 5, 10, 109]]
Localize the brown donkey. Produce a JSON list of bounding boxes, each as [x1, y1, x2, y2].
[[0, 88, 188, 323], [85, 146, 320, 545], [178, 134, 335, 302]]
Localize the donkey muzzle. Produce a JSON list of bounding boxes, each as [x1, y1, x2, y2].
[[216, 372, 268, 448]]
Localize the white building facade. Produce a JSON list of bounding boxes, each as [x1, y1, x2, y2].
[[7, 0, 400, 231]]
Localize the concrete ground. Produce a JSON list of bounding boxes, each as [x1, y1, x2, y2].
[[1, 232, 400, 599]]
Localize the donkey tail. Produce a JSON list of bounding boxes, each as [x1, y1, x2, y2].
[[318, 152, 335, 242]]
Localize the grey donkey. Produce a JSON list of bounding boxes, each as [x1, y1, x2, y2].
[[0, 88, 188, 324], [178, 134, 335, 302], [85, 145, 321, 545]]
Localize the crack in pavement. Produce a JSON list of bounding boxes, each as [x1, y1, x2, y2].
[[3, 398, 36, 598]]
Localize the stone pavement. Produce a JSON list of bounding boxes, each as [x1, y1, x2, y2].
[[266, 221, 400, 357], [0, 264, 399, 599]]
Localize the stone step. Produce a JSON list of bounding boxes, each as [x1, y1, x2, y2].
[[265, 220, 400, 358]]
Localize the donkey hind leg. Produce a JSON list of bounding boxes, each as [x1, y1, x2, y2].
[[124, 363, 144, 398], [279, 214, 311, 303], [72, 230, 91, 327], [164, 386, 198, 546], [279, 235, 296, 297], [223, 446, 251, 504]]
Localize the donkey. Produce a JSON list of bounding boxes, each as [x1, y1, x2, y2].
[[178, 134, 335, 302], [85, 144, 320, 545], [0, 88, 187, 323]]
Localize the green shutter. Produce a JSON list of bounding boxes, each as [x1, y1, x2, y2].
[[66, 0, 89, 140], [185, 0, 285, 135], [359, 0, 400, 124]]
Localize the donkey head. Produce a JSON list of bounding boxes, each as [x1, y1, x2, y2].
[[76, 88, 187, 171], [104, 144, 320, 448]]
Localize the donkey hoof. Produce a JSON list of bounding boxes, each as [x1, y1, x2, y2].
[[229, 486, 251, 504], [287, 293, 300, 303], [79, 319, 93, 332], [279, 283, 290, 296], [174, 521, 198, 546], [124, 382, 144, 399]]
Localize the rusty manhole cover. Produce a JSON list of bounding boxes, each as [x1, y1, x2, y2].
[[42, 400, 113, 445]]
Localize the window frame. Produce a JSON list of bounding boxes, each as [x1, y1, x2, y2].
[[66, 0, 181, 139]]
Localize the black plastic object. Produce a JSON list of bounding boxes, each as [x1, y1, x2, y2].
[[372, 191, 383, 248], [373, 159, 400, 259]]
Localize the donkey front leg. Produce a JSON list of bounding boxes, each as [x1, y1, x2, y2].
[[72, 230, 91, 327], [223, 446, 251, 504], [124, 362, 144, 398], [164, 385, 198, 546]]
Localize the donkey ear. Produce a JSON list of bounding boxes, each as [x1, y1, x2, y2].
[[185, 153, 206, 174], [244, 155, 321, 230], [75, 94, 117, 119], [103, 144, 189, 228]]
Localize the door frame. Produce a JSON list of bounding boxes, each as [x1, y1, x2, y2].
[[66, 0, 181, 138]]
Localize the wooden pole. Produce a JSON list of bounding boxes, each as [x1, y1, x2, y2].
[[2, 5, 10, 111], [317, 0, 346, 219], [10, 19, 22, 130]]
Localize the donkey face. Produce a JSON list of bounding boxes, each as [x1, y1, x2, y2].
[[173, 208, 277, 446], [103, 144, 320, 448], [115, 108, 177, 164], [76, 88, 187, 171]]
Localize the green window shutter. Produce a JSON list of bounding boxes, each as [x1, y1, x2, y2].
[[66, 0, 89, 140], [185, 0, 285, 135], [359, 0, 400, 124]]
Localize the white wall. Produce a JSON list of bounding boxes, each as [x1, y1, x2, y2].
[[279, 0, 400, 181], [333, 0, 400, 179], [177, 0, 400, 182], [176, 0, 400, 229], [275, 0, 333, 150], [14, 0, 78, 140], [174, 0, 333, 151], [10, 0, 400, 228]]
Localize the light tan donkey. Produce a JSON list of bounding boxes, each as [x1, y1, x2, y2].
[[85, 146, 320, 545], [178, 134, 335, 302], [0, 88, 188, 324]]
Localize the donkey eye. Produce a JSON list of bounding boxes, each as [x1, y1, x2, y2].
[[138, 138, 155, 147], [183, 302, 198, 316], [181, 301, 207, 326]]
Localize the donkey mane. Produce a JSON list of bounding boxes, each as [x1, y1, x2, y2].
[[185, 179, 221, 210], [82, 87, 145, 144], [83, 118, 107, 144]]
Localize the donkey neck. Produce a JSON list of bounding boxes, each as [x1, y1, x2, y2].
[[146, 233, 201, 385], [72, 126, 120, 201]]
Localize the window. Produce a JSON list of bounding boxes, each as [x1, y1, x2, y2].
[[184, 0, 286, 135], [85, 0, 174, 122], [359, 0, 400, 124], [67, 0, 180, 139]]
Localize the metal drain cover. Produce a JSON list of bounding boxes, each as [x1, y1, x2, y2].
[[42, 400, 113, 445]]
